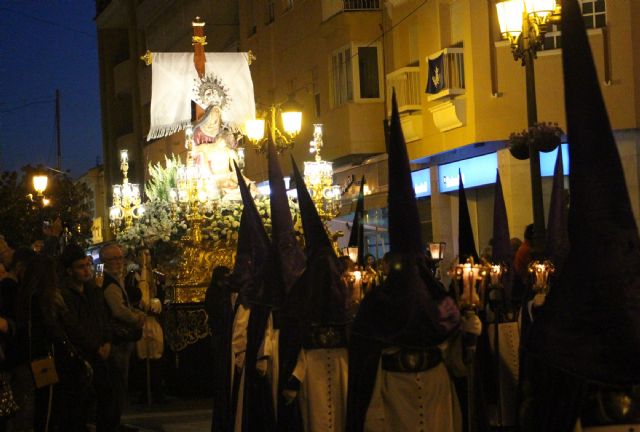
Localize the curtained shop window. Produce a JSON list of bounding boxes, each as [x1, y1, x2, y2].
[[331, 42, 383, 108]]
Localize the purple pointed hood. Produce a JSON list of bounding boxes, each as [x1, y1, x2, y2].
[[281, 158, 349, 325], [232, 161, 272, 306], [458, 170, 479, 263], [492, 170, 511, 264], [351, 90, 460, 347], [529, 0, 640, 385], [544, 150, 569, 272], [267, 137, 306, 296], [347, 176, 366, 265]]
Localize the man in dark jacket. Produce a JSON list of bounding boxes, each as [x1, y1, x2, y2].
[[59, 244, 117, 432]]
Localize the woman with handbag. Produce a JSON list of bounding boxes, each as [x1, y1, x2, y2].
[[0, 244, 26, 431], [13, 256, 64, 432]]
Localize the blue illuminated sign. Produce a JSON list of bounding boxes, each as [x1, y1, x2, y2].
[[540, 144, 569, 176], [438, 153, 498, 193], [411, 168, 431, 198]]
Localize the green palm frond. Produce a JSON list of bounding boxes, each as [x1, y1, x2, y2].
[[145, 154, 183, 201]]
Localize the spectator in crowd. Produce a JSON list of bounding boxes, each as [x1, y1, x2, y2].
[[0, 239, 26, 431], [379, 252, 391, 282], [513, 224, 534, 305], [100, 243, 144, 426], [59, 244, 117, 431], [15, 256, 67, 431], [510, 237, 523, 265]]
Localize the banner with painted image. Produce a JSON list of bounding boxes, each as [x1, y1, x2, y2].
[[148, 52, 255, 140]]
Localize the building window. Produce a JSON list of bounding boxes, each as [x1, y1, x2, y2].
[[248, 0, 258, 36], [581, 0, 606, 29], [543, 0, 606, 50], [312, 67, 321, 117], [331, 43, 383, 107], [543, 25, 562, 50], [331, 46, 353, 107], [358, 47, 380, 99], [266, 0, 275, 24]]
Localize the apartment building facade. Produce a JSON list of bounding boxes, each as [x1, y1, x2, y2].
[[95, 0, 640, 261], [383, 0, 640, 261]]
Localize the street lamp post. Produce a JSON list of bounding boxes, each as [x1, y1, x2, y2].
[[32, 174, 48, 197], [245, 95, 303, 153], [496, 0, 560, 255]]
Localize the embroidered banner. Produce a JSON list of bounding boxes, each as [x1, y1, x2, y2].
[[426, 52, 445, 94]]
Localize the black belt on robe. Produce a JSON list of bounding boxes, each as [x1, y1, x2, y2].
[[302, 325, 348, 350], [381, 347, 442, 373]]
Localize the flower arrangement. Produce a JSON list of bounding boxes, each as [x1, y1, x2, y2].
[[201, 194, 303, 246], [508, 122, 564, 160], [117, 199, 187, 249], [117, 153, 304, 250]]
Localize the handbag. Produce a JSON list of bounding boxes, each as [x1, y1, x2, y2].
[[30, 356, 59, 389], [110, 317, 143, 343], [29, 294, 59, 389]]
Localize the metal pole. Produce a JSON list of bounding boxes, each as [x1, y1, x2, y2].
[[522, 14, 546, 256], [192, 17, 206, 122]]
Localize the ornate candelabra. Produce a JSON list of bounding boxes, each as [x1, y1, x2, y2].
[[109, 150, 144, 235], [167, 126, 231, 244], [304, 124, 342, 221]]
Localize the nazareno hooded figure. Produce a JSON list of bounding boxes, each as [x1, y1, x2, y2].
[[346, 92, 477, 431], [264, 135, 307, 430], [525, 0, 640, 430], [205, 264, 234, 432], [276, 157, 350, 432], [229, 160, 277, 432]]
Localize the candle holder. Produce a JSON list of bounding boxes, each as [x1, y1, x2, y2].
[[528, 259, 555, 295], [449, 258, 489, 311]]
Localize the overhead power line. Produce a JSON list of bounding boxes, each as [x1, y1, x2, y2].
[[0, 7, 95, 38], [0, 99, 55, 115]]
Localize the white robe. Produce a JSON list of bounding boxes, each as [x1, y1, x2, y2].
[[292, 347, 349, 432], [232, 307, 280, 429], [364, 348, 462, 432]]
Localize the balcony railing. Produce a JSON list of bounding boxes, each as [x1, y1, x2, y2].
[[386, 66, 421, 115], [322, 0, 381, 21], [426, 47, 465, 101], [344, 0, 380, 10]]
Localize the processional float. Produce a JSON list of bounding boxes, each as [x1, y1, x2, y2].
[[111, 18, 342, 351]]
